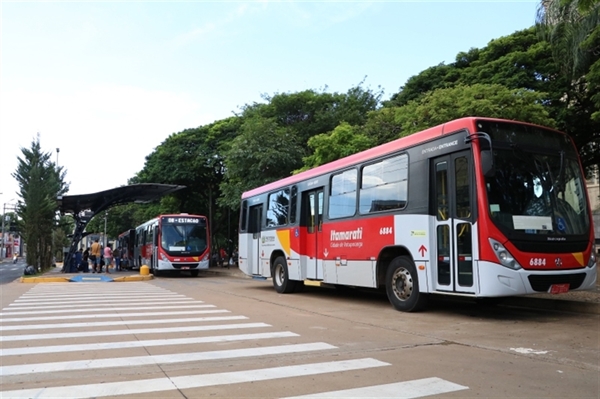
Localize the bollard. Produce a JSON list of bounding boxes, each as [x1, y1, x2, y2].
[[140, 265, 149, 276]]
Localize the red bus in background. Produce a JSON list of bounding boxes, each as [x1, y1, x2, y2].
[[134, 213, 210, 277], [238, 117, 597, 312], [117, 229, 135, 270]]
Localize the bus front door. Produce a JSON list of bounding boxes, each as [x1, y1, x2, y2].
[[152, 225, 159, 270], [248, 204, 263, 275], [304, 189, 324, 280], [432, 151, 477, 294]]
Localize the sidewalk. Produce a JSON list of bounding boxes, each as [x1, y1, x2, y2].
[[20, 262, 248, 283]]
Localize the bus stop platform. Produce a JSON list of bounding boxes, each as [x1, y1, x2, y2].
[[19, 263, 246, 283]]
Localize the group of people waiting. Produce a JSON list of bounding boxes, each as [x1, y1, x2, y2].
[[74, 238, 125, 273]]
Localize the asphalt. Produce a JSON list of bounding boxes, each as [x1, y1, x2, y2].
[[9, 260, 599, 315]]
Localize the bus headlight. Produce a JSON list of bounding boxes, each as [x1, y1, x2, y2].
[[589, 251, 596, 268], [489, 238, 522, 270]]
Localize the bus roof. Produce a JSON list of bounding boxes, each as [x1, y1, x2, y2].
[[242, 116, 484, 199]]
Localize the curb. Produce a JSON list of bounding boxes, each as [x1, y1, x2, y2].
[[20, 276, 71, 283], [20, 274, 154, 283]]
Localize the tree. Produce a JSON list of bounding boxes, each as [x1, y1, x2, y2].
[[387, 27, 599, 173], [388, 84, 555, 135], [536, 0, 600, 169], [297, 122, 374, 172], [12, 135, 68, 270], [220, 115, 304, 208]]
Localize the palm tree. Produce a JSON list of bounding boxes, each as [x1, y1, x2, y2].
[[536, 0, 599, 77]]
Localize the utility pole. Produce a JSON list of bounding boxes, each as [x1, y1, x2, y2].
[[1, 204, 5, 259], [1, 202, 17, 258]]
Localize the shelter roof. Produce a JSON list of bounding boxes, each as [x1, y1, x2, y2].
[[57, 184, 185, 215]]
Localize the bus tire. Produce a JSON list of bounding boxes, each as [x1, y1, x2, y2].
[[273, 256, 297, 294], [190, 270, 199, 277], [385, 256, 427, 312]]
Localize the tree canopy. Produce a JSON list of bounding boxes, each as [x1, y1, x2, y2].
[[12, 135, 68, 270]]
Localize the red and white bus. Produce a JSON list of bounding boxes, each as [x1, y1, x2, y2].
[[134, 213, 210, 277], [238, 117, 597, 311]]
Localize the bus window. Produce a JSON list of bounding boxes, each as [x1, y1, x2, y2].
[[436, 162, 449, 221], [240, 201, 248, 232], [455, 156, 471, 219], [266, 188, 290, 227], [360, 154, 408, 214], [329, 169, 357, 219], [290, 186, 298, 224]]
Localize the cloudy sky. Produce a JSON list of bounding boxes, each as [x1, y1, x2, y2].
[[0, 0, 539, 207]]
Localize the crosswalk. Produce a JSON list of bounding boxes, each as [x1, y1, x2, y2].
[[0, 282, 468, 398]]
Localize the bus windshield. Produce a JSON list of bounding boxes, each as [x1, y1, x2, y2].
[[479, 121, 590, 237], [160, 217, 207, 255]]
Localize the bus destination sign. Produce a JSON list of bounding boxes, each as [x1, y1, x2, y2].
[[163, 217, 200, 224]]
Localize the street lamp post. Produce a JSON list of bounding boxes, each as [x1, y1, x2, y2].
[[56, 148, 60, 166], [1, 202, 17, 258], [104, 211, 108, 247]]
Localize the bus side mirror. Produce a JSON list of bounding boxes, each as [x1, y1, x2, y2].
[[481, 150, 495, 177], [465, 132, 495, 178]]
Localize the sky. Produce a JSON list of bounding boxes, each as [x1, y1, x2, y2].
[[0, 0, 540, 208]]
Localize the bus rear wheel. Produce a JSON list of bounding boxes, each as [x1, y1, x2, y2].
[[385, 256, 427, 312], [273, 256, 297, 294]]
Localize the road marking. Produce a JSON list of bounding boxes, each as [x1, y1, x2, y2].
[[1, 331, 299, 356], [0, 342, 336, 376], [13, 293, 187, 302], [0, 322, 271, 342], [0, 303, 215, 316], [281, 377, 469, 398], [0, 358, 389, 398], [19, 288, 176, 296], [0, 315, 248, 331], [1, 308, 229, 322], [5, 299, 197, 309]]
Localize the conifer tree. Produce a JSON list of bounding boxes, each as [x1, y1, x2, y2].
[[12, 135, 68, 271]]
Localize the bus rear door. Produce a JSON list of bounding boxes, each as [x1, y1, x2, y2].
[[302, 188, 324, 280], [248, 204, 262, 275], [432, 150, 477, 294]]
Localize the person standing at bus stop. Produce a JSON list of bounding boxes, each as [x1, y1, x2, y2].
[[103, 244, 112, 274], [90, 239, 102, 273]]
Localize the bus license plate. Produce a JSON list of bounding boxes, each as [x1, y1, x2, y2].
[[549, 283, 570, 294], [181, 266, 189, 270]]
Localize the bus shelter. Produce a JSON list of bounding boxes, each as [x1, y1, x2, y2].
[[57, 184, 184, 272]]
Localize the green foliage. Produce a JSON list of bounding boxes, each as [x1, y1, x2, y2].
[[12, 135, 68, 270], [536, 0, 600, 172], [298, 122, 374, 172], [390, 84, 554, 135], [222, 116, 304, 202], [386, 26, 598, 173]]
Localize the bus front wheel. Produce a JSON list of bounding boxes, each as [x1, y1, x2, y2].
[[273, 256, 297, 294], [385, 256, 427, 312]]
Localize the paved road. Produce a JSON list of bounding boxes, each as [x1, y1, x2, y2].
[[0, 257, 26, 285], [0, 274, 598, 398]]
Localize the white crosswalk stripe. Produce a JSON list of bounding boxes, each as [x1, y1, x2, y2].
[[0, 282, 468, 398], [0, 315, 248, 331], [0, 358, 390, 399], [0, 322, 271, 342], [281, 378, 469, 398], [0, 303, 215, 315]]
